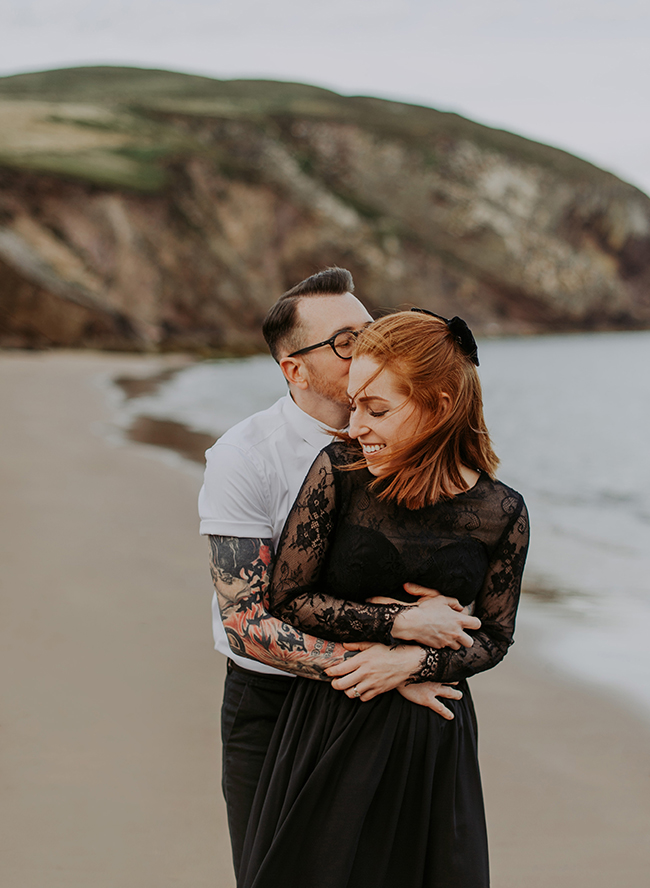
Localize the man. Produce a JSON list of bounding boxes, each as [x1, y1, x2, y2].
[[198, 268, 478, 875]]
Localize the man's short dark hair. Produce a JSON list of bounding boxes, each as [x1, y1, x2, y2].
[[263, 267, 355, 362]]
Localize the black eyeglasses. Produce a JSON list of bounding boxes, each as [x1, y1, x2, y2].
[[288, 329, 361, 361]]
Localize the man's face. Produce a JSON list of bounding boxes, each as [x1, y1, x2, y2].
[[294, 293, 373, 409]]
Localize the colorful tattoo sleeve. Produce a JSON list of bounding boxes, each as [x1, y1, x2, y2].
[[208, 535, 352, 680]]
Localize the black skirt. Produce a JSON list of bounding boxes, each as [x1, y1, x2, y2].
[[239, 678, 489, 888]]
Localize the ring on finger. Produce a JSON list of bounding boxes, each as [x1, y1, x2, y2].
[[352, 685, 361, 698]]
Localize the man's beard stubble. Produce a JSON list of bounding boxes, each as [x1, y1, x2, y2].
[[302, 356, 351, 414]]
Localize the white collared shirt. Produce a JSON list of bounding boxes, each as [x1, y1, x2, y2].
[[199, 394, 334, 675]]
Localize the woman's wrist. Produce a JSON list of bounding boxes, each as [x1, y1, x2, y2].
[[374, 603, 410, 645], [391, 606, 417, 641], [406, 646, 441, 684]]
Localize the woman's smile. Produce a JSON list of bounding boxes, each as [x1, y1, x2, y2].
[[347, 355, 422, 477]]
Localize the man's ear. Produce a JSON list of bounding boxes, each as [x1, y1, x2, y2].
[[278, 356, 309, 390]]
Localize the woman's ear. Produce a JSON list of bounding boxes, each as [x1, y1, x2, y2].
[[437, 392, 452, 418], [278, 356, 309, 390]]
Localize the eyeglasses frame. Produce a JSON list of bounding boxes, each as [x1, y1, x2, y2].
[[287, 328, 362, 361]]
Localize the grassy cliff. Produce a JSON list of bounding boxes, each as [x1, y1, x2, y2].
[[0, 65, 630, 192], [1, 66, 649, 349]]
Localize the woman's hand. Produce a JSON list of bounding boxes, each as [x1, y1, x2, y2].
[[326, 641, 425, 701], [396, 681, 462, 720], [388, 584, 481, 649]]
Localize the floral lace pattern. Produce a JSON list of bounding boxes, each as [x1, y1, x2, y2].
[[265, 443, 529, 682]]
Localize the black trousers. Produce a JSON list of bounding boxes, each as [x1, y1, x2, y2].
[[221, 660, 294, 879]]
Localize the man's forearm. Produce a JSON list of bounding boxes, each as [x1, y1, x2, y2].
[[209, 535, 351, 680]]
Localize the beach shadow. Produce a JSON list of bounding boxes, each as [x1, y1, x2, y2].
[[114, 367, 218, 464], [128, 415, 217, 464]]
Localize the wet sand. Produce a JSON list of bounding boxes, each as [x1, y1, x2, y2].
[[1, 350, 649, 888]]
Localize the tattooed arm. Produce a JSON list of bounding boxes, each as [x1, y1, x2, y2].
[[209, 534, 354, 680], [210, 533, 471, 714]]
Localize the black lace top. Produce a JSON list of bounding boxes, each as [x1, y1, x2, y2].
[[265, 443, 529, 683]]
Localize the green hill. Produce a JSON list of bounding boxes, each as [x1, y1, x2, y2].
[[1, 66, 649, 350], [0, 65, 628, 193]]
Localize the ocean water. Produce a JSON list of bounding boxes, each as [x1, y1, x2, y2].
[[477, 331, 650, 718], [117, 331, 650, 717]]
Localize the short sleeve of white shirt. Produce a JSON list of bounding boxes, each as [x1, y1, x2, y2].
[[199, 443, 273, 540], [198, 394, 334, 675]]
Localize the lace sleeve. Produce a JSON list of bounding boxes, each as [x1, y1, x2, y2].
[[264, 450, 407, 645], [410, 497, 530, 684]]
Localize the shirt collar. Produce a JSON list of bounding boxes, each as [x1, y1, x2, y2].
[[281, 393, 337, 451]]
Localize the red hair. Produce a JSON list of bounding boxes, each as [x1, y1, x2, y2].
[[346, 311, 499, 509]]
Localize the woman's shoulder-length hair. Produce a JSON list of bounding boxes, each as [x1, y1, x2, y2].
[[344, 311, 499, 510]]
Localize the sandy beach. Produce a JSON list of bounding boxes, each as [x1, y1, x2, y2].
[[1, 350, 649, 888]]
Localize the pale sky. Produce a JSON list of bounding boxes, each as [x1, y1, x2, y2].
[[1, 0, 649, 194]]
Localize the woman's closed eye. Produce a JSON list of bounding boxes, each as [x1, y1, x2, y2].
[[348, 401, 388, 418]]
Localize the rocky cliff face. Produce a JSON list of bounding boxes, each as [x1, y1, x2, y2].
[[1, 67, 649, 350]]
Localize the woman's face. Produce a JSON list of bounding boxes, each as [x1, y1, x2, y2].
[[347, 355, 423, 477]]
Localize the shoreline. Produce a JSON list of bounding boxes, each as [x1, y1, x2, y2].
[[110, 360, 650, 723], [112, 351, 650, 728], [2, 349, 650, 887]]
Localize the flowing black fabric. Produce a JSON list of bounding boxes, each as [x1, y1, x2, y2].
[[240, 681, 487, 888], [241, 443, 529, 888]]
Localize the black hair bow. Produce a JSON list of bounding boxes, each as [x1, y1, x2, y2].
[[410, 308, 480, 366]]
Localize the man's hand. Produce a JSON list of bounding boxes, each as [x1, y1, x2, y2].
[[325, 641, 463, 718], [396, 681, 462, 720], [388, 583, 481, 649], [326, 641, 425, 701]]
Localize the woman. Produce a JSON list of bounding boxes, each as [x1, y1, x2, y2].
[[238, 311, 529, 888]]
